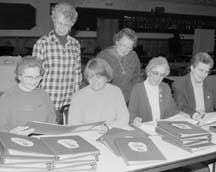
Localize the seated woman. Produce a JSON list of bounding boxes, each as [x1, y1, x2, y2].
[[129, 56, 180, 126], [68, 58, 129, 131], [0, 56, 56, 135]]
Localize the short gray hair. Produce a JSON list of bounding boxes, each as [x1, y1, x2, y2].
[[52, 2, 78, 24], [145, 56, 170, 76]]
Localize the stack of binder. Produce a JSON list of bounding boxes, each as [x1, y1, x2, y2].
[[0, 132, 100, 171], [98, 128, 166, 165], [156, 121, 214, 152]]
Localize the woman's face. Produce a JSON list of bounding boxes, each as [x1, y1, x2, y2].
[[115, 36, 134, 57], [88, 74, 107, 91], [147, 65, 166, 86], [53, 13, 73, 36], [18, 67, 42, 92]]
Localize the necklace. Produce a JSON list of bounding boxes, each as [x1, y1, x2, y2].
[[118, 57, 126, 74]]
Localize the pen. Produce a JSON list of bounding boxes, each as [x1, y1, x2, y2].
[[200, 113, 206, 119]]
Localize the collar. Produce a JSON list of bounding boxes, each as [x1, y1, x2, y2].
[[145, 78, 160, 90], [190, 73, 203, 87], [48, 30, 72, 44]]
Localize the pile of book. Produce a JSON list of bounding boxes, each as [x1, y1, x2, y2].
[[156, 120, 214, 152], [98, 127, 166, 166], [0, 132, 100, 171]]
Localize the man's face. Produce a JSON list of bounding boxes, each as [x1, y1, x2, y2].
[[191, 62, 211, 83], [53, 13, 73, 36]]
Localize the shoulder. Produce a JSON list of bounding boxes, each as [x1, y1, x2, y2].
[[173, 74, 189, 86], [97, 47, 114, 58], [35, 34, 50, 45], [68, 36, 80, 47], [34, 88, 50, 98], [0, 86, 18, 101], [71, 86, 92, 100], [131, 82, 144, 93], [105, 83, 120, 92], [160, 82, 171, 91]]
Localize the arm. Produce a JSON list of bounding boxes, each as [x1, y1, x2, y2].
[[32, 40, 45, 61], [164, 83, 180, 118], [42, 92, 56, 123], [128, 85, 140, 124], [132, 52, 141, 83], [68, 95, 83, 125], [73, 43, 82, 93], [0, 93, 12, 131], [111, 88, 129, 128], [172, 80, 195, 116]]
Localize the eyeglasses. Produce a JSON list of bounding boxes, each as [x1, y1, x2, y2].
[[151, 71, 166, 78], [23, 75, 42, 80]]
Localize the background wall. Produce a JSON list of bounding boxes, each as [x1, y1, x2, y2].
[[0, 0, 216, 37]]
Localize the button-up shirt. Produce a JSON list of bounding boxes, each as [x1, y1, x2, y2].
[[33, 31, 82, 110]]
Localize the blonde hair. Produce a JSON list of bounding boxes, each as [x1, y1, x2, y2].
[[84, 58, 113, 83]]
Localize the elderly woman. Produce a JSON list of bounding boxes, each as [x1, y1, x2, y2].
[[0, 56, 56, 135], [96, 28, 141, 104], [129, 56, 179, 126], [68, 58, 129, 130]]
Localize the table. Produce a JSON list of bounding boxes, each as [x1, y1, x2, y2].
[[66, 129, 216, 172]]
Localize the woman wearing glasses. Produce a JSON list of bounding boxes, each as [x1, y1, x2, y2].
[[129, 56, 179, 127], [0, 56, 56, 135]]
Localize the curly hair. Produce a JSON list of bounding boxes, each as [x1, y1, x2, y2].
[[113, 28, 137, 47], [51, 2, 78, 24]]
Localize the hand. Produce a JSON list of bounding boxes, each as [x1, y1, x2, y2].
[[192, 111, 206, 125], [93, 124, 109, 134], [133, 117, 142, 127], [10, 126, 35, 136]]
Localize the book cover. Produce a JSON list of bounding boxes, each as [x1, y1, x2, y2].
[[114, 137, 166, 165], [26, 121, 105, 135], [157, 121, 210, 139], [97, 127, 148, 156], [0, 132, 55, 158], [40, 135, 100, 160]]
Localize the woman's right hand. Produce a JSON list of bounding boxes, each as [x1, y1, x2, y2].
[[133, 117, 143, 127], [10, 126, 34, 136]]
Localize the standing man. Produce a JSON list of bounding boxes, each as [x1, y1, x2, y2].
[[173, 52, 216, 123], [96, 28, 141, 104], [33, 2, 82, 124]]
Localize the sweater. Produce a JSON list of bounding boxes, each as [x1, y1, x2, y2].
[[68, 83, 129, 128], [0, 85, 56, 131]]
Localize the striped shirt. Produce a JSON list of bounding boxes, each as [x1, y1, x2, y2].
[[32, 31, 82, 110]]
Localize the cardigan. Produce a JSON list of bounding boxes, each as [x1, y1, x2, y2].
[[128, 81, 179, 123]]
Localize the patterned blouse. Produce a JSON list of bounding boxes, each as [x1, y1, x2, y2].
[[32, 31, 82, 110]]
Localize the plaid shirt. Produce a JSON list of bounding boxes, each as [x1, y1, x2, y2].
[[32, 31, 82, 110]]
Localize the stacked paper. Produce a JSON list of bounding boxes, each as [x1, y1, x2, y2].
[[156, 121, 214, 152], [0, 132, 100, 171]]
